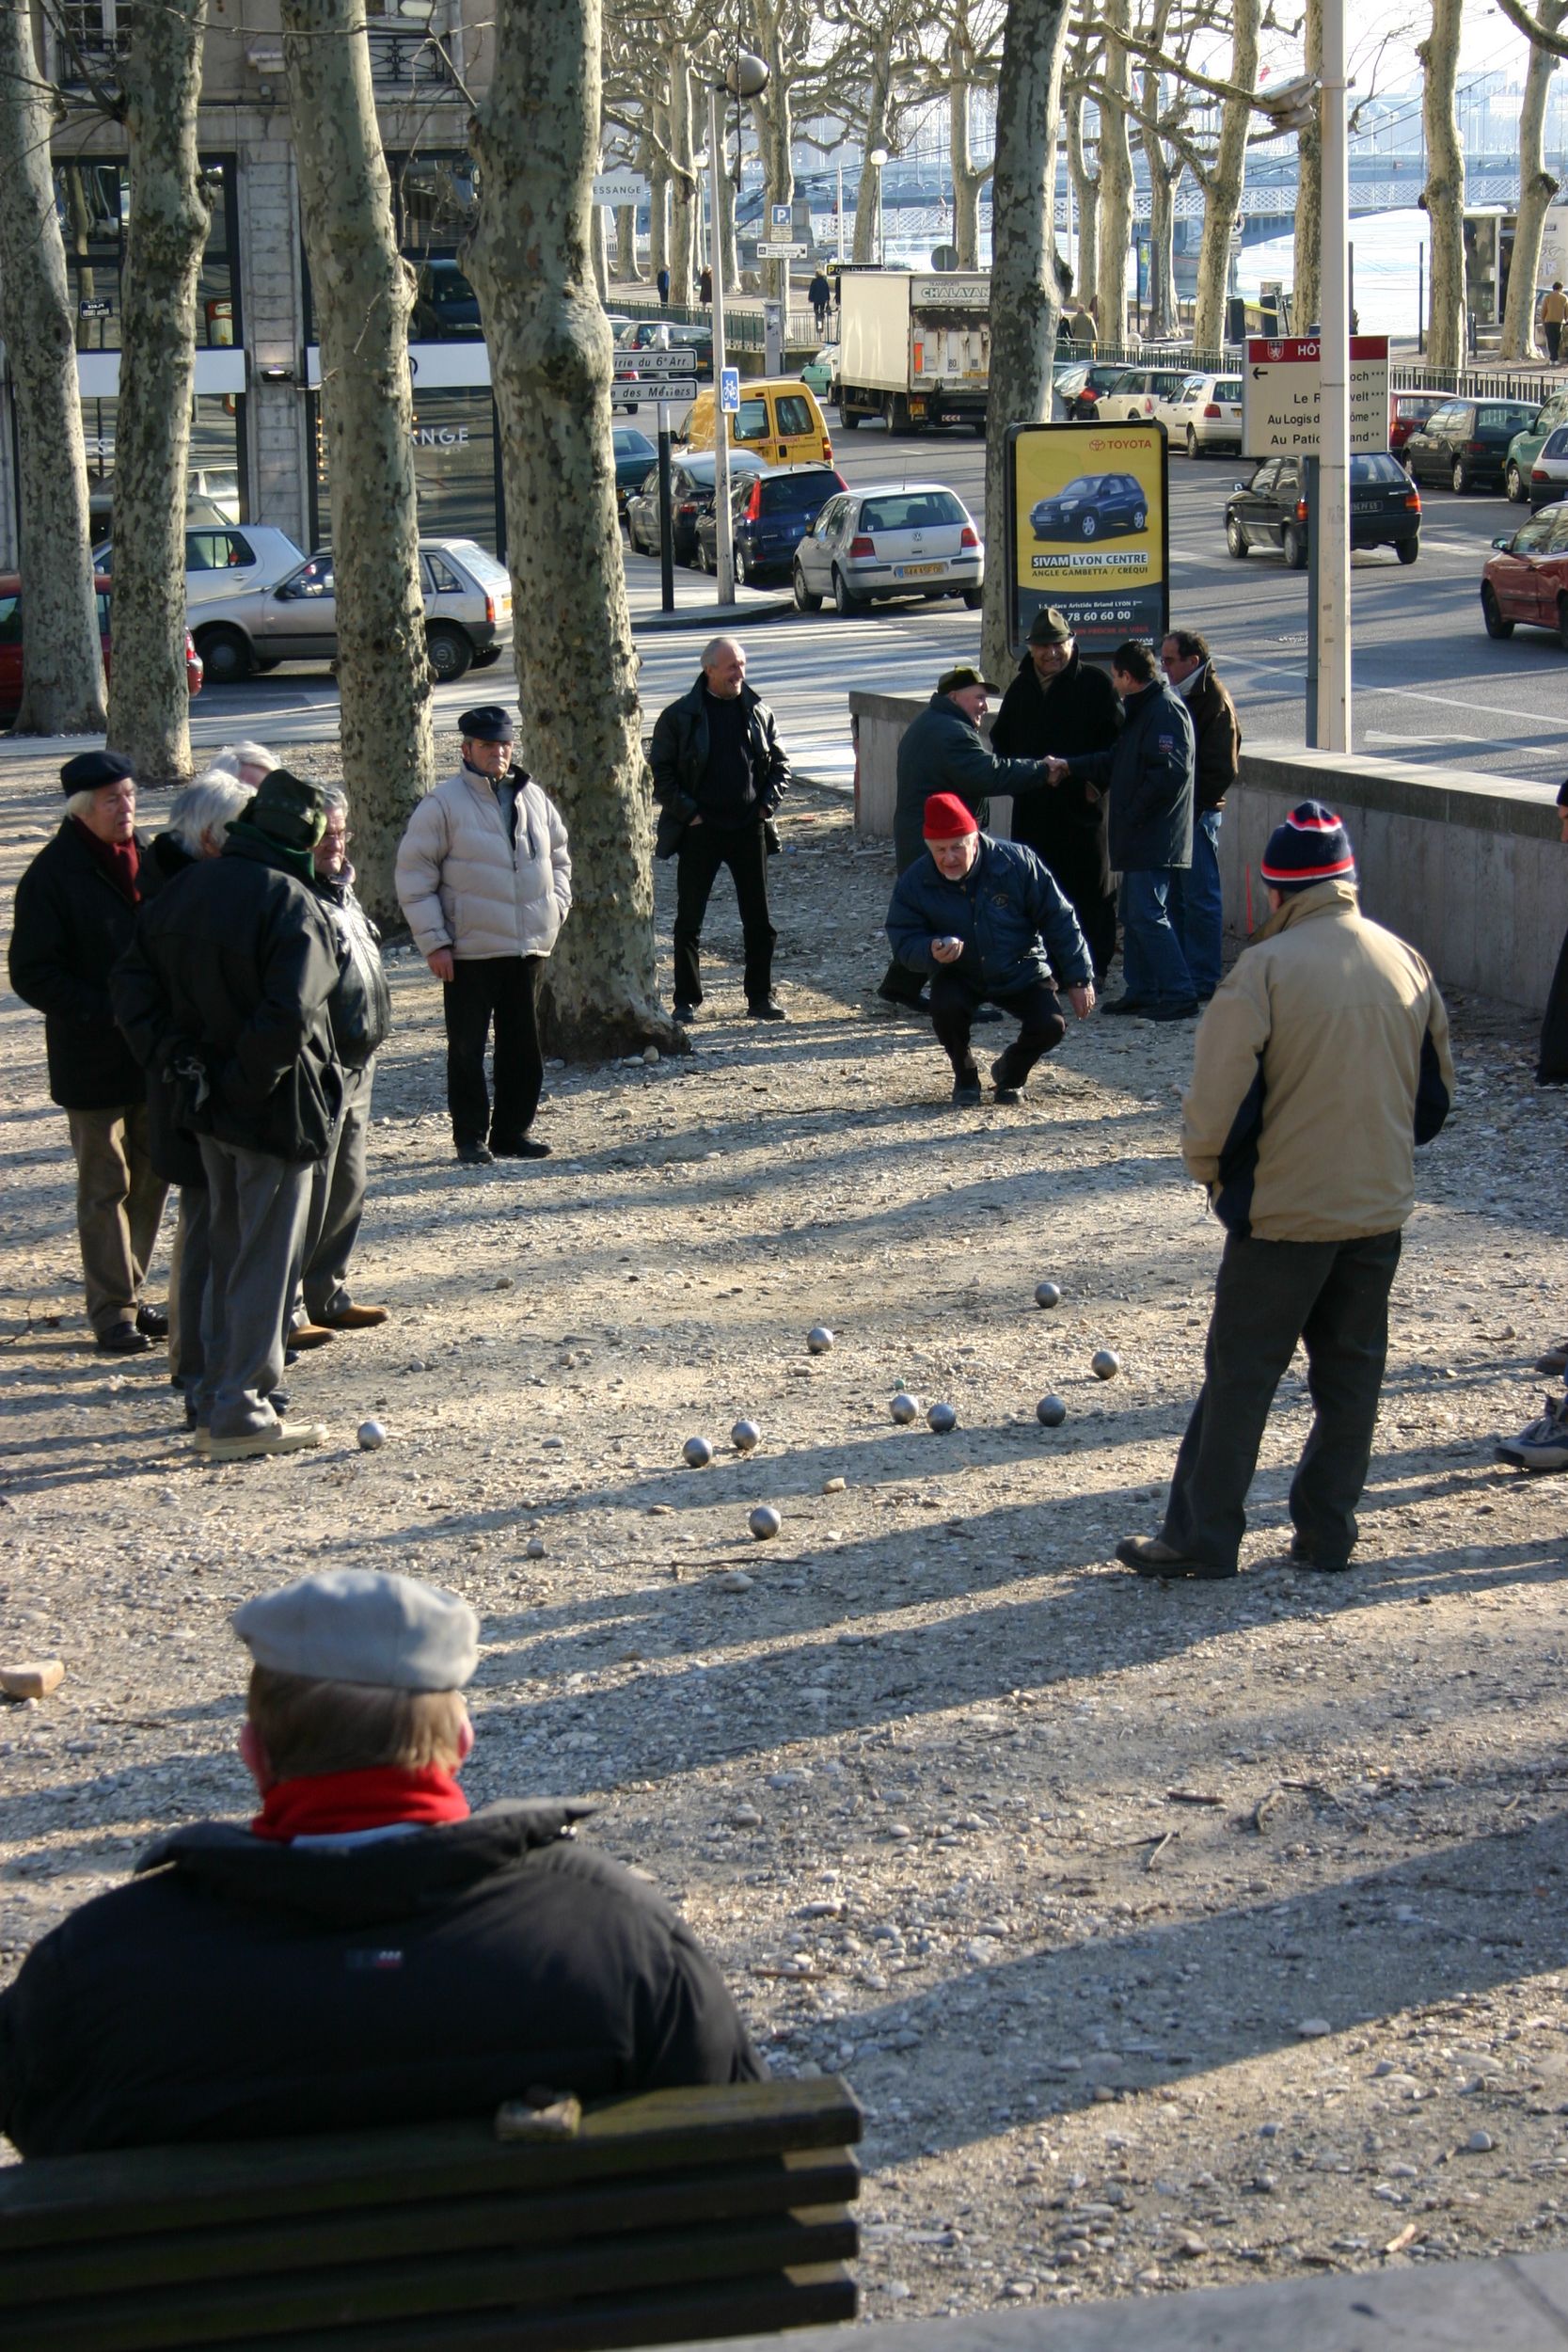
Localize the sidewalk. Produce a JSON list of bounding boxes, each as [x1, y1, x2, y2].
[[623, 545, 792, 634]]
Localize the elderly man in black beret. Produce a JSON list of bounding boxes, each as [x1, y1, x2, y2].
[[8, 750, 170, 1353], [112, 769, 344, 1460], [0, 1567, 762, 2155]]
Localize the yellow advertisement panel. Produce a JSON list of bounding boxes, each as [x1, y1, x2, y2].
[[1008, 421, 1169, 656]]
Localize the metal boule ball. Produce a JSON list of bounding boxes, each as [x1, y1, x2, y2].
[[807, 1325, 835, 1354], [356, 1419, 387, 1451], [731, 1419, 761, 1454], [1091, 1349, 1122, 1380], [749, 1503, 783, 1540], [1037, 1393, 1068, 1428], [1035, 1280, 1062, 1309], [927, 1401, 958, 1433], [683, 1435, 715, 1469], [889, 1391, 920, 1425]]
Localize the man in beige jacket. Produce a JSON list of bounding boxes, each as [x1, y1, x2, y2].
[[395, 706, 571, 1168], [1117, 802, 1455, 1581]]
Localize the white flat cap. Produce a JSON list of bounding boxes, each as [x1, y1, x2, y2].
[[232, 1569, 479, 1692]]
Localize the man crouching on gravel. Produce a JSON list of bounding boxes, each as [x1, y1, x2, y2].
[[0, 1569, 762, 2156], [885, 791, 1095, 1106]]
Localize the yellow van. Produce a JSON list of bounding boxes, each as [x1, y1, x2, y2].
[[679, 376, 833, 469]]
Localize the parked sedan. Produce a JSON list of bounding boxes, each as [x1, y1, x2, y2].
[[624, 451, 770, 565], [1481, 501, 1568, 646], [692, 463, 847, 584], [792, 482, 983, 616], [0, 575, 201, 717], [95, 523, 306, 617], [1505, 387, 1568, 501], [1388, 389, 1451, 468], [613, 426, 657, 513], [1152, 372, 1244, 456], [188, 537, 514, 685], [1099, 366, 1192, 423], [1224, 453, 1420, 566], [1030, 471, 1148, 543], [1402, 397, 1542, 493]]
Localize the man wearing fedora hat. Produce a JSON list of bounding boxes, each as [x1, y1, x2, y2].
[[397, 705, 572, 1168], [990, 609, 1122, 984], [9, 750, 171, 1354], [878, 662, 1056, 1014], [0, 1567, 761, 2154]]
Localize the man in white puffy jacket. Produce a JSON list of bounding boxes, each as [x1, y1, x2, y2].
[[395, 707, 572, 1167]]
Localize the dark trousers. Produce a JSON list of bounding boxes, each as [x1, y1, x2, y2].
[[929, 968, 1067, 1081], [443, 956, 543, 1148], [1549, 320, 1563, 363], [1539, 923, 1568, 1082], [1162, 1228, 1402, 1574], [673, 819, 775, 1009], [1012, 823, 1117, 983]]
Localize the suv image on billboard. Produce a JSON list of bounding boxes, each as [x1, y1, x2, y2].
[[1029, 472, 1148, 542]]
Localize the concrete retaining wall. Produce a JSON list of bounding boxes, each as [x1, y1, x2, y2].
[[847, 690, 1566, 1015]]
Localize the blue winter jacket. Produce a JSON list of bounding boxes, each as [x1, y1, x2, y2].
[[886, 834, 1092, 995], [1066, 676, 1195, 872]]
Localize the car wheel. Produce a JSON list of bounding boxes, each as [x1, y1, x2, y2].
[[962, 584, 983, 609], [1282, 523, 1307, 571], [1132, 506, 1147, 532], [1078, 513, 1100, 540], [1451, 456, 1470, 493], [1225, 516, 1249, 559], [1506, 460, 1526, 502], [1186, 427, 1201, 458], [733, 544, 749, 587], [793, 562, 822, 612], [693, 538, 710, 573], [1396, 536, 1418, 566], [1481, 582, 1513, 639], [832, 566, 860, 617], [1559, 595, 1568, 654], [425, 623, 472, 683], [193, 625, 252, 687]]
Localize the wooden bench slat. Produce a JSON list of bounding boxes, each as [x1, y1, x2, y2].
[[4, 2151, 860, 2306], [24, 2206, 859, 2352], [190, 2263, 858, 2352], [0, 2082, 863, 2251]]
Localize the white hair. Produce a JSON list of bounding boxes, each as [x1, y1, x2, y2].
[[166, 771, 253, 858], [210, 740, 277, 782], [322, 785, 349, 818], [64, 788, 101, 822]]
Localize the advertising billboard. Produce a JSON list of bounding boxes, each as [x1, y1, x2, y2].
[[1007, 421, 1169, 656]]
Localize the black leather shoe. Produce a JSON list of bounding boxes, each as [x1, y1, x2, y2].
[[492, 1136, 551, 1159], [97, 1324, 152, 1356], [876, 985, 929, 1017], [135, 1303, 169, 1339], [1100, 995, 1148, 1017], [673, 1002, 698, 1024], [1147, 1000, 1200, 1023], [952, 1071, 982, 1107], [455, 1141, 495, 1167], [1290, 1536, 1351, 1572], [747, 998, 787, 1021], [990, 1056, 1024, 1104], [1116, 1534, 1235, 1580]]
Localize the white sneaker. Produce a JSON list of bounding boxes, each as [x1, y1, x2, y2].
[[204, 1421, 327, 1463], [1495, 1392, 1568, 1473]]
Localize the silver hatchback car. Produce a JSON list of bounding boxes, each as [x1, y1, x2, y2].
[[792, 482, 984, 616], [189, 537, 514, 685]]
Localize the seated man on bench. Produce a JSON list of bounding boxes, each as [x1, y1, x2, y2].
[[0, 1568, 761, 2156]]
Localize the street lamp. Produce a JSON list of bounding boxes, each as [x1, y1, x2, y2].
[[708, 47, 769, 606], [869, 146, 890, 267]]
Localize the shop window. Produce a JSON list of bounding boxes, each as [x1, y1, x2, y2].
[[57, 157, 236, 351]]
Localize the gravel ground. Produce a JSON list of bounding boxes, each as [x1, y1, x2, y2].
[[2, 751, 1567, 2322]]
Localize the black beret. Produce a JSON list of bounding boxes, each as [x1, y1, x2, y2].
[[60, 748, 135, 795], [457, 705, 515, 742]]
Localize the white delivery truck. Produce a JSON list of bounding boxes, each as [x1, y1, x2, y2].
[[833, 268, 990, 433]]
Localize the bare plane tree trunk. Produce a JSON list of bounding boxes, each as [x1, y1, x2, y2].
[[615, 201, 641, 282], [982, 0, 1071, 682], [0, 0, 106, 733], [1292, 0, 1322, 327], [1419, 0, 1465, 373], [1067, 87, 1099, 311], [283, 0, 435, 922], [648, 159, 672, 285], [668, 53, 697, 306], [750, 8, 796, 308], [950, 40, 987, 268], [1191, 0, 1258, 358], [1501, 0, 1564, 359], [109, 0, 210, 782], [467, 0, 675, 1059], [591, 199, 610, 302], [1145, 138, 1179, 342], [1096, 0, 1133, 348]]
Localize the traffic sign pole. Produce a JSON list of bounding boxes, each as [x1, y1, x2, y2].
[[1317, 0, 1351, 752]]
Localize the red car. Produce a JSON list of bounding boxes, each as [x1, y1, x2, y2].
[[1481, 501, 1568, 649], [0, 571, 203, 716], [1388, 390, 1450, 466]]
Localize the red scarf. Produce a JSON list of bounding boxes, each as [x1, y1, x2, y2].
[[71, 817, 141, 904], [251, 1763, 470, 1843]]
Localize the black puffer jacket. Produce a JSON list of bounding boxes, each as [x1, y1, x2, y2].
[[1067, 677, 1195, 873], [8, 819, 163, 1109], [0, 1803, 763, 2156], [649, 675, 790, 858], [110, 824, 343, 1166], [120, 834, 206, 1187], [315, 865, 391, 1071]]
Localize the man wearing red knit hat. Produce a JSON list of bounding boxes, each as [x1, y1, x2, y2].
[[885, 792, 1095, 1104]]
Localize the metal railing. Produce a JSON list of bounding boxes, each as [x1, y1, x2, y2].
[[366, 25, 454, 87]]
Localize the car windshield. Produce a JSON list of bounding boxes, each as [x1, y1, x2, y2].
[[1481, 405, 1538, 431], [761, 472, 843, 513], [859, 491, 966, 532], [614, 431, 655, 455], [1351, 454, 1407, 484], [1053, 478, 1099, 501], [436, 539, 509, 591]]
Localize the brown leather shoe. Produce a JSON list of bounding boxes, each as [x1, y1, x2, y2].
[[319, 1304, 388, 1330], [290, 1323, 338, 1350]]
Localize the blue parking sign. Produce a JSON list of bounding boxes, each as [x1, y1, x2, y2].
[[719, 367, 741, 415]]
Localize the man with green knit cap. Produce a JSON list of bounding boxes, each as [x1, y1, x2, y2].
[[112, 768, 345, 1460]]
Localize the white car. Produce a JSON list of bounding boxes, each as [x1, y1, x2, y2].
[[1528, 422, 1568, 509], [94, 522, 307, 614], [1153, 372, 1244, 457], [792, 482, 983, 616], [1101, 365, 1194, 423]]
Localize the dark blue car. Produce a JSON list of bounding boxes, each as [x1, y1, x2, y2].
[[694, 463, 847, 586], [1030, 471, 1148, 543]]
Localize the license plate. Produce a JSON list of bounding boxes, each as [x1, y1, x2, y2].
[[896, 562, 943, 578], [499, 595, 513, 613], [1351, 501, 1382, 514]]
